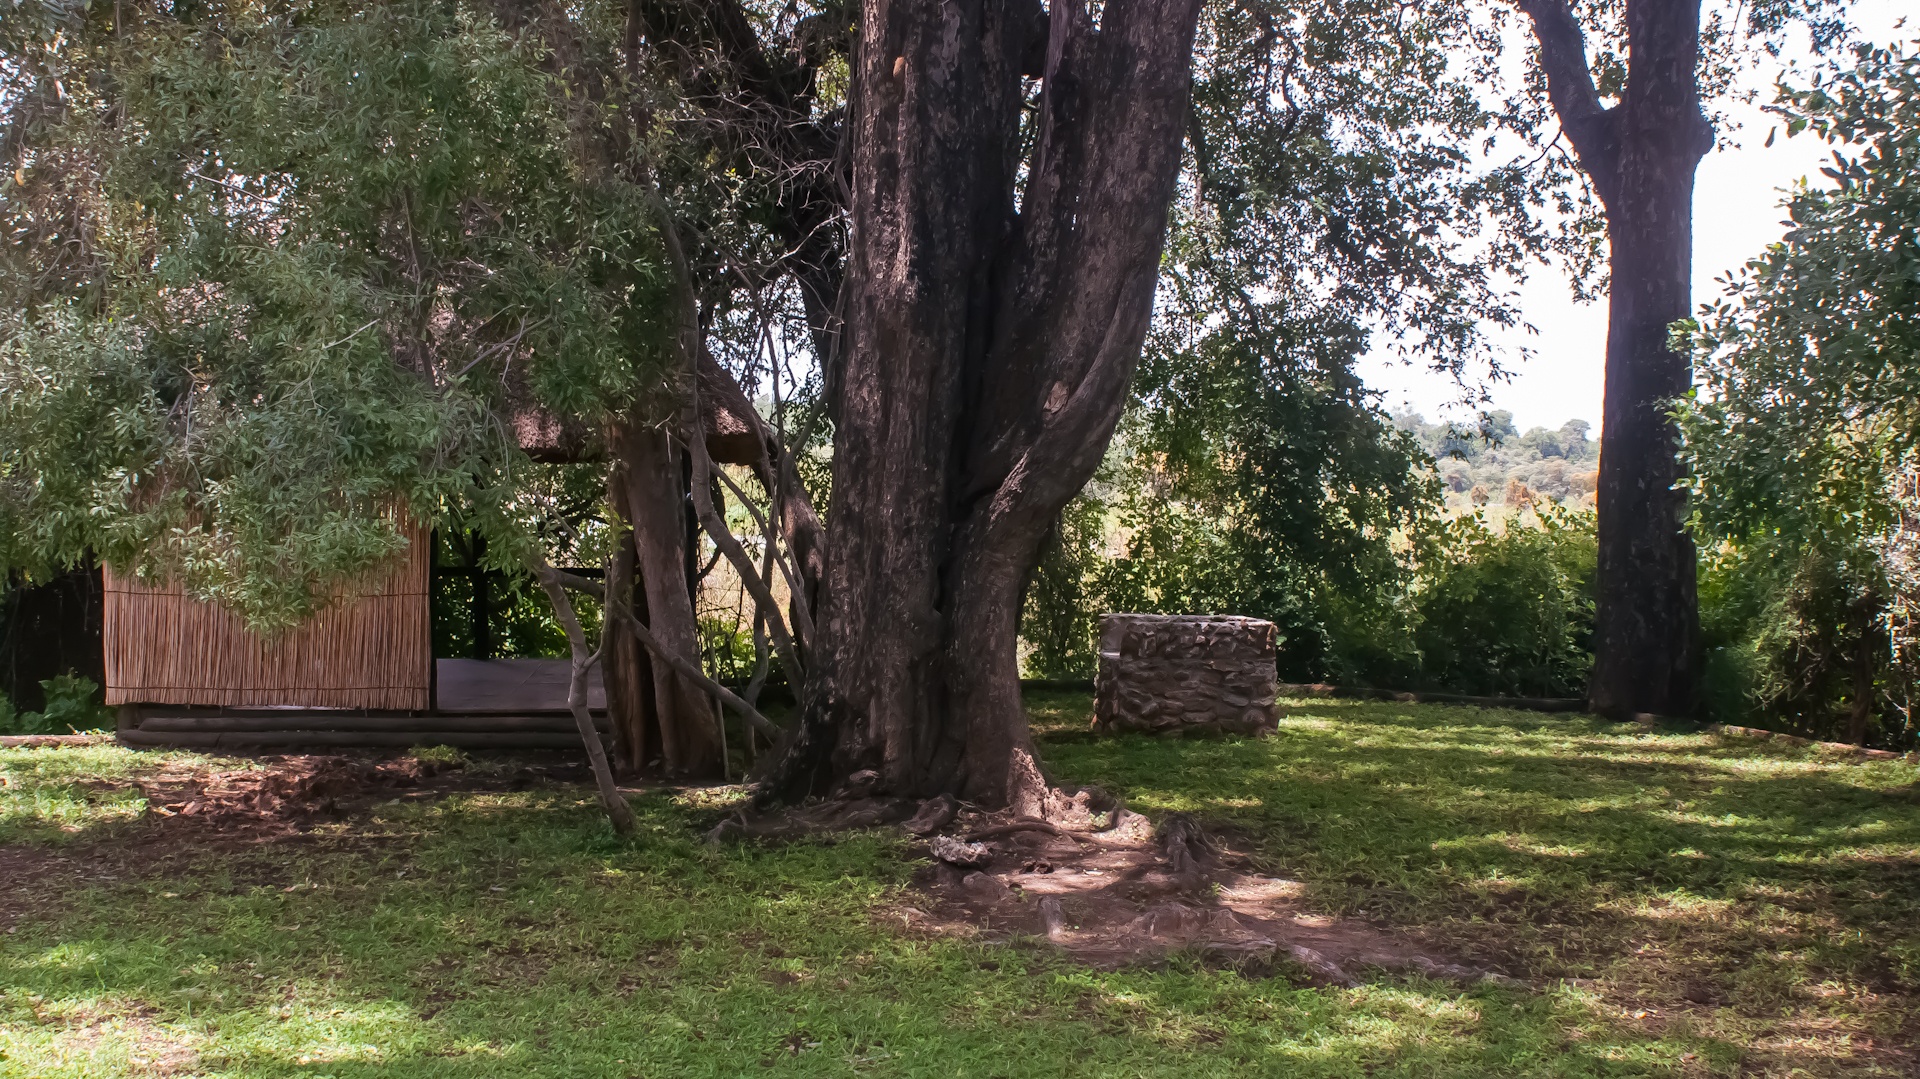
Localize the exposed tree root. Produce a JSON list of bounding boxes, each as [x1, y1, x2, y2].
[[704, 796, 917, 843], [708, 784, 1518, 989]]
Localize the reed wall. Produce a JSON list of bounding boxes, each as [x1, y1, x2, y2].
[[103, 533, 431, 710]]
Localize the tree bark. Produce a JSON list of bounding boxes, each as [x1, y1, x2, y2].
[[599, 526, 661, 774], [764, 0, 1203, 811], [1518, 0, 1712, 716], [611, 419, 722, 776]]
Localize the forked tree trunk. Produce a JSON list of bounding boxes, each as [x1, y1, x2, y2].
[[535, 569, 637, 836], [765, 0, 1203, 811], [1519, 0, 1712, 716], [611, 420, 722, 776]]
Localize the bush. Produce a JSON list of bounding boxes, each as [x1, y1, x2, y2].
[[1694, 537, 1905, 746], [1019, 499, 1598, 699], [0, 673, 113, 735], [1408, 509, 1596, 698]]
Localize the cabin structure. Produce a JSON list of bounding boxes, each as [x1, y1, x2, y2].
[[106, 524, 613, 751], [106, 380, 764, 751]]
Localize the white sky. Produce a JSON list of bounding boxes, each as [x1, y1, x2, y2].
[[1358, 1, 1914, 433]]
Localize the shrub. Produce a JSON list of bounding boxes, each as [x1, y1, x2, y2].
[[1408, 509, 1596, 699], [0, 673, 113, 735]]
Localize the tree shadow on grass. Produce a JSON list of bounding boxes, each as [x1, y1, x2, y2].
[[1040, 695, 1920, 1074], [0, 786, 1695, 1079]]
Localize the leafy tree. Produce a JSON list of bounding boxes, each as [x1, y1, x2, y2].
[[0, 0, 669, 621], [1092, 328, 1442, 686], [0, 0, 699, 828], [1507, 0, 1850, 718], [1022, 0, 1575, 691], [1680, 41, 1920, 746]]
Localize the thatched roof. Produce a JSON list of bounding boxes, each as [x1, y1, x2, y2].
[[514, 363, 764, 467]]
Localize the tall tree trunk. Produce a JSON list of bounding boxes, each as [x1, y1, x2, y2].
[[1519, 0, 1713, 716], [765, 0, 1203, 811], [600, 527, 662, 774], [612, 420, 722, 776], [1588, 137, 1702, 717]]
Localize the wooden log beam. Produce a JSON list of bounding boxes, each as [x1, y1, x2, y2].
[[115, 729, 599, 750], [131, 714, 608, 734]]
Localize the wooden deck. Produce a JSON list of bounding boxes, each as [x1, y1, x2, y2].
[[433, 658, 604, 713], [112, 658, 610, 750]]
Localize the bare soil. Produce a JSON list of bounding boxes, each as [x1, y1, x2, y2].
[[707, 784, 1514, 986], [898, 802, 1519, 988]]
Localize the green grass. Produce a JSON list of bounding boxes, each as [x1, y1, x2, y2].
[[0, 743, 203, 846], [1, 696, 1916, 1077]]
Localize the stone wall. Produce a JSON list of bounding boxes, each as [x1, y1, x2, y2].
[[1093, 614, 1279, 735]]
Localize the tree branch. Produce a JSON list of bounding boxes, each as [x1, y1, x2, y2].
[[684, 413, 810, 678], [533, 562, 637, 835], [1514, 0, 1621, 187], [544, 567, 784, 743], [697, 347, 826, 615]]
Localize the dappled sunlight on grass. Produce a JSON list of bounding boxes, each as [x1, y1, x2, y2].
[[1042, 694, 1920, 1075], [1, 700, 1915, 1075], [0, 746, 231, 845]]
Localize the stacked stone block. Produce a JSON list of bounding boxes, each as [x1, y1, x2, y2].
[[1093, 614, 1279, 735]]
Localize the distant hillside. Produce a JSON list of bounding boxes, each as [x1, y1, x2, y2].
[[1393, 411, 1599, 512]]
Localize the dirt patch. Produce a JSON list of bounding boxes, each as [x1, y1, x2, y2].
[[108, 751, 611, 845], [898, 805, 1518, 988], [0, 844, 94, 933], [0, 751, 610, 925], [130, 754, 467, 839]]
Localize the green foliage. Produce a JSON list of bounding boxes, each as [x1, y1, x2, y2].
[[1109, 318, 1444, 685], [1680, 42, 1920, 553], [0, 0, 674, 626], [430, 568, 581, 660], [1397, 412, 1599, 512], [698, 615, 764, 687], [1694, 533, 1896, 743], [1410, 510, 1596, 699], [1026, 496, 1598, 698], [0, 673, 112, 735], [1020, 0, 1614, 691], [1679, 42, 1920, 746], [1021, 495, 1110, 680]]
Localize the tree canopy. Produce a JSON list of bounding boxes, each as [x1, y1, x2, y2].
[[0, 0, 678, 627]]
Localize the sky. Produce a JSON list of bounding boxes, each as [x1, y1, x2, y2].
[[1358, 1, 1913, 434]]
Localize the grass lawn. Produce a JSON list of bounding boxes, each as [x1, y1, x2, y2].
[[2, 695, 1916, 1077]]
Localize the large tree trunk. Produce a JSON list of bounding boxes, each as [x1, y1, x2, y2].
[[1588, 164, 1701, 717], [1520, 0, 1712, 716], [600, 528, 662, 774], [612, 420, 722, 776], [765, 0, 1203, 811]]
